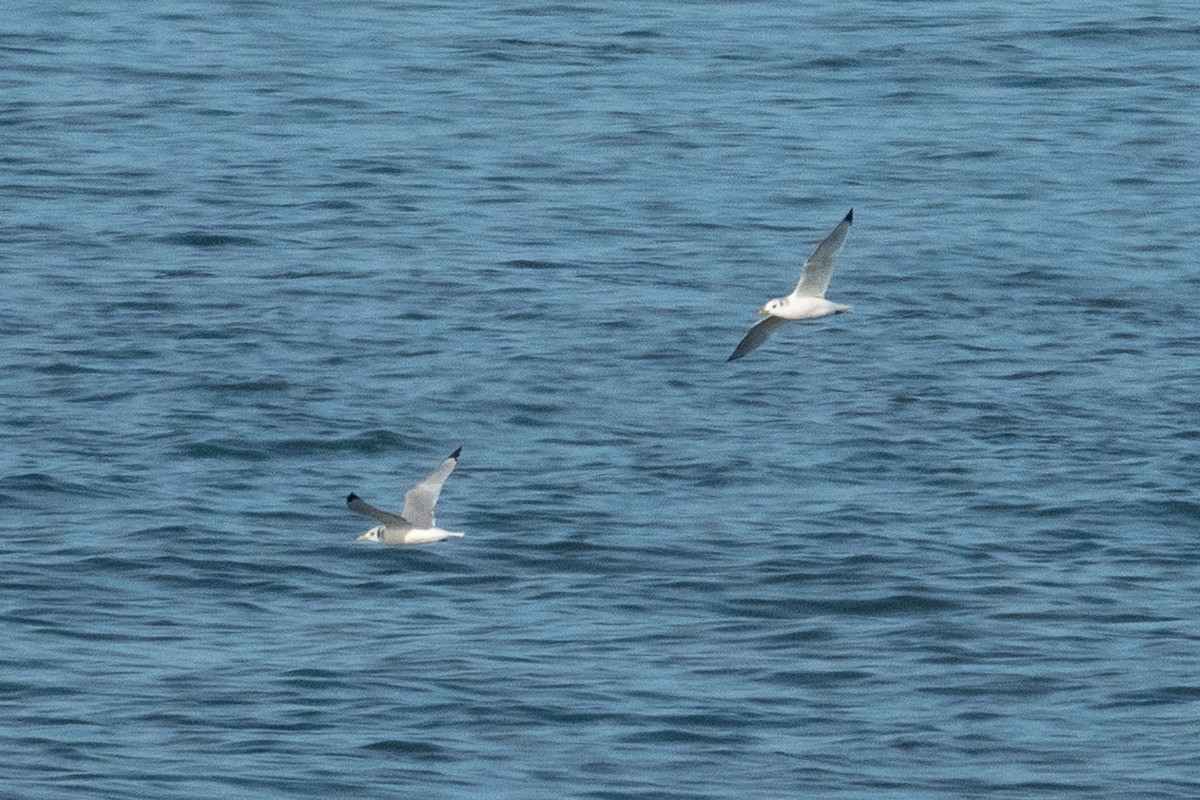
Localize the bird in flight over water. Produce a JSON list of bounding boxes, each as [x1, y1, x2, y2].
[[346, 447, 464, 545], [728, 209, 854, 361]]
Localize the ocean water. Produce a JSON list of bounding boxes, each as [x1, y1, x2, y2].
[[2, 1, 1199, 798]]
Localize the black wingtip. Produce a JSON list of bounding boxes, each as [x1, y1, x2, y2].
[[346, 492, 358, 504], [727, 351, 743, 362], [845, 208, 853, 224], [450, 446, 462, 459]]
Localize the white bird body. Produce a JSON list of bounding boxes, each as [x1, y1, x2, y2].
[[760, 294, 851, 321], [356, 525, 464, 545], [729, 209, 854, 361], [347, 447, 464, 546]]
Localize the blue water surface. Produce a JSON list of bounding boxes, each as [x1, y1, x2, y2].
[[2, 2, 1199, 798]]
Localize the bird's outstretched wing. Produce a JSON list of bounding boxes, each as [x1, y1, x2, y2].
[[728, 315, 791, 361], [402, 447, 461, 529], [346, 493, 408, 526], [793, 208, 853, 298]]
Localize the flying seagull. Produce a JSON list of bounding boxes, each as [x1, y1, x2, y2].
[[728, 209, 854, 361], [346, 447, 464, 545]]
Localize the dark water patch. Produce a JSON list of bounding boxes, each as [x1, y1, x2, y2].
[[619, 28, 664, 39], [33, 361, 105, 376], [617, 728, 751, 746], [361, 739, 446, 758], [286, 96, 372, 111], [991, 72, 1143, 90], [763, 669, 874, 688], [921, 672, 1084, 699], [0, 472, 105, 501], [219, 376, 295, 393], [303, 198, 362, 211], [1088, 612, 1181, 625], [152, 267, 218, 279], [575, 790, 716, 800], [279, 668, 349, 689], [1103, 685, 1200, 708], [173, 439, 272, 462], [723, 592, 962, 620], [174, 429, 422, 461], [95, 300, 185, 320], [1132, 499, 1200, 526], [757, 626, 839, 648], [500, 258, 565, 271], [335, 157, 409, 175], [265, 272, 364, 290], [34, 624, 189, 644], [157, 232, 262, 248], [1041, 20, 1200, 41]]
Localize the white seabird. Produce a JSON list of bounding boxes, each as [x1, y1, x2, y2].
[[347, 447, 464, 545], [728, 208, 854, 361]]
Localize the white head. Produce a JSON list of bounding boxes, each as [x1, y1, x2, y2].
[[760, 297, 788, 315], [357, 525, 386, 542]]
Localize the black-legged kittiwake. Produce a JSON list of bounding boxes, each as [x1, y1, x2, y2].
[[728, 209, 854, 361], [346, 447, 464, 545]]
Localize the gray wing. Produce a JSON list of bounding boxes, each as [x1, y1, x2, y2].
[[346, 493, 408, 526], [402, 447, 461, 528], [793, 209, 853, 298], [728, 314, 791, 361]]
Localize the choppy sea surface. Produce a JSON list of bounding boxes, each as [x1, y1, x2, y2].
[[2, 2, 1199, 798]]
